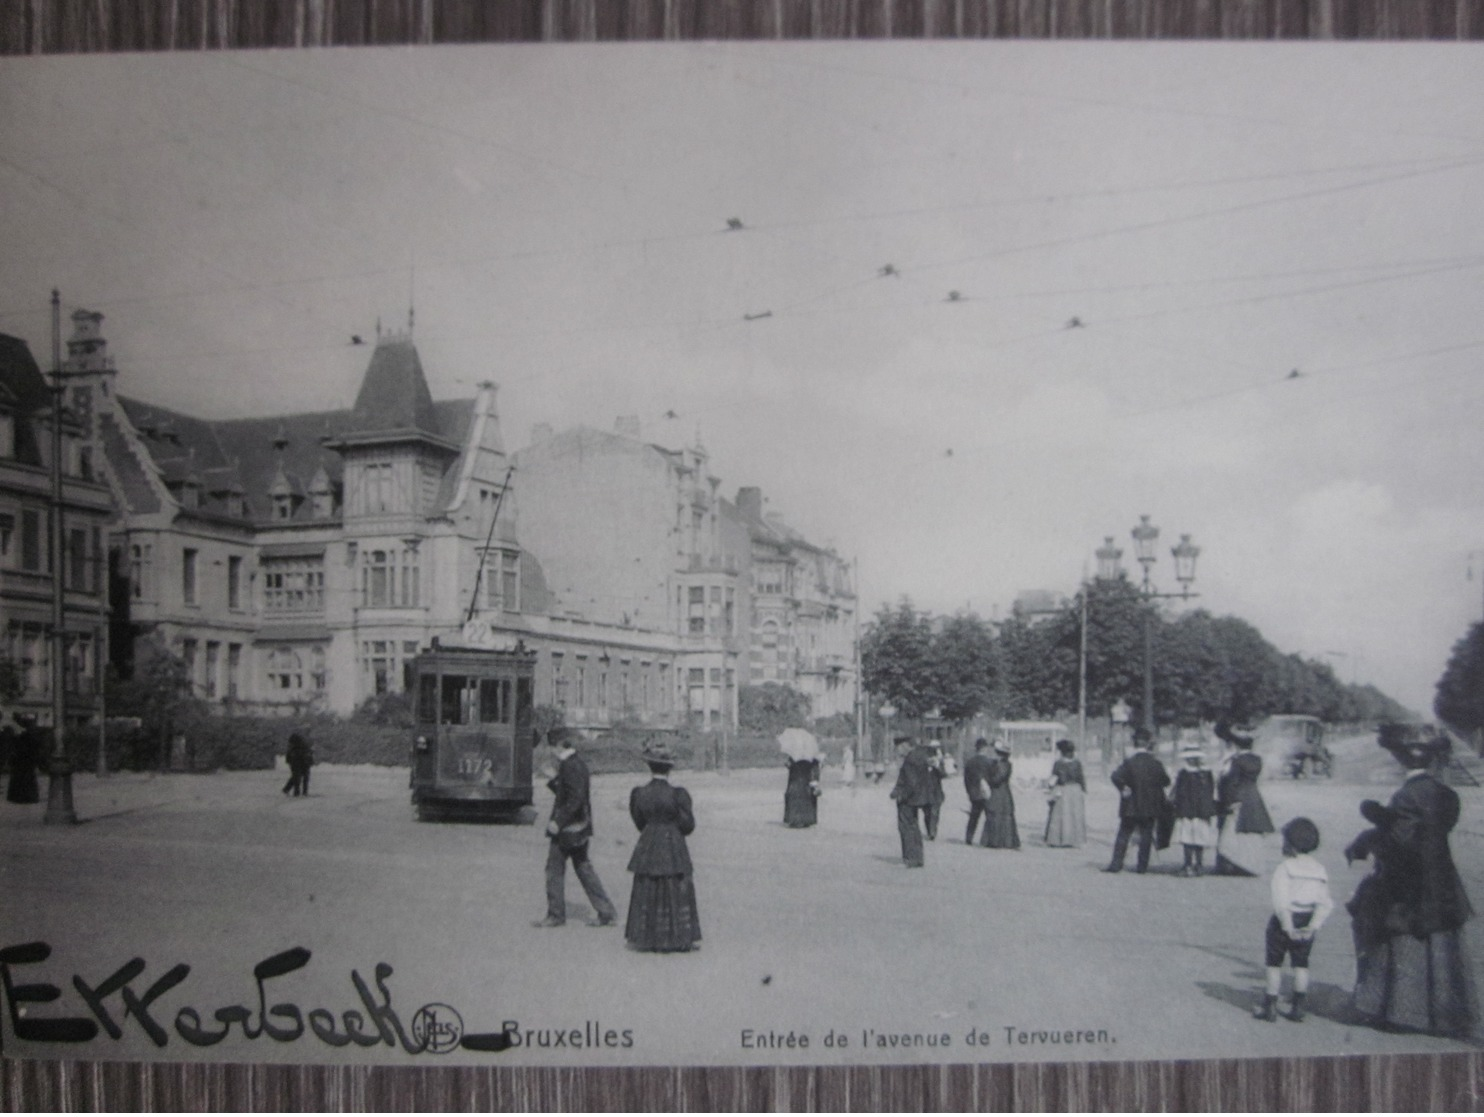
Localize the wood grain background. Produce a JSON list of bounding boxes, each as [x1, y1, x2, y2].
[[3, 4, 1483, 1108]]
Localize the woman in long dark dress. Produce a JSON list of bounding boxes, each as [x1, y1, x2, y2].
[[1043, 739, 1086, 848], [625, 743, 701, 953], [1346, 727, 1478, 1038], [982, 740, 1020, 849], [783, 757, 820, 828], [5, 718, 42, 805], [1213, 720, 1273, 876]]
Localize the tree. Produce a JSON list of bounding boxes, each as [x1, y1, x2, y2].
[[927, 612, 997, 725], [1435, 622, 1484, 735], [105, 635, 204, 767], [860, 599, 937, 717], [738, 683, 811, 735]]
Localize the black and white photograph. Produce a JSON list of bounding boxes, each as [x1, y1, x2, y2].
[[1, 41, 1482, 1071]]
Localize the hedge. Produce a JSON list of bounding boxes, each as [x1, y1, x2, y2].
[[51, 720, 858, 775]]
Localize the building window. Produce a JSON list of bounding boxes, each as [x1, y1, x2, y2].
[[227, 644, 241, 699], [78, 445, 93, 481], [64, 631, 94, 696], [7, 622, 48, 696], [204, 641, 220, 699], [262, 557, 325, 614], [361, 547, 419, 608], [0, 415, 12, 458], [130, 542, 153, 601], [575, 657, 587, 706], [21, 509, 43, 572], [725, 587, 735, 636], [182, 548, 198, 605], [359, 640, 414, 697], [68, 527, 87, 591], [90, 528, 101, 592], [273, 494, 294, 521], [228, 556, 243, 609], [0, 511, 14, 568], [360, 462, 394, 514], [481, 549, 519, 613], [181, 638, 198, 693], [551, 652, 567, 707], [263, 646, 323, 696], [310, 487, 333, 518], [688, 586, 705, 634], [266, 647, 302, 692]]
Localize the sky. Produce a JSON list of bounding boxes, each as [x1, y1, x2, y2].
[[2, 42, 1482, 714]]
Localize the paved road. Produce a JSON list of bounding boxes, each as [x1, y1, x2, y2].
[[2, 756, 1481, 1068]]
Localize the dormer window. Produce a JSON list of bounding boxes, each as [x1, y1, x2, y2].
[[179, 482, 200, 510], [273, 493, 294, 521]]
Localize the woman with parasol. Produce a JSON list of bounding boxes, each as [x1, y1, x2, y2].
[[778, 727, 822, 829]]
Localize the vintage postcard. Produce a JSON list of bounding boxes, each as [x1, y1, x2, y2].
[[1, 41, 1481, 1070]]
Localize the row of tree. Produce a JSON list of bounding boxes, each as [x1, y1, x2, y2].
[[861, 576, 1414, 730], [1434, 621, 1484, 738]]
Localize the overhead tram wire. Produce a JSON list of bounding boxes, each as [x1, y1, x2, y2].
[[2, 139, 1465, 325]]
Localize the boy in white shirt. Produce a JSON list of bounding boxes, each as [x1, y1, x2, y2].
[[1255, 816, 1334, 1022]]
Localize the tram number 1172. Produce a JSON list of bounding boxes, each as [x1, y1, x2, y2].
[[458, 754, 493, 777]]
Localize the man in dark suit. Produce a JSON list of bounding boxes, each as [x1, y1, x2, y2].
[[535, 728, 618, 928], [962, 738, 994, 845], [1105, 727, 1171, 874], [890, 736, 935, 868]]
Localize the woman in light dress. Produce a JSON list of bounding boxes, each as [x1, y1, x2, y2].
[[1043, 739, 1086, 848]]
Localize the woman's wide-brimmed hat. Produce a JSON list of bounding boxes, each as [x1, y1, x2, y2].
[[993, 739, 1011, 754], [641, 741, 678, 770], [1214, 719, 1255, 748]]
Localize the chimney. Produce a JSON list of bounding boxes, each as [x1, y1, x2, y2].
[[614, 415, 642, 439], [736, 486, 763, 520]]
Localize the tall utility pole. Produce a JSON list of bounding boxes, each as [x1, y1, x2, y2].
[[43, 289, 76, 825]]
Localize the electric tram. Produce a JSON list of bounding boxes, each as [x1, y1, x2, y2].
[[408, 635, 538, 822]]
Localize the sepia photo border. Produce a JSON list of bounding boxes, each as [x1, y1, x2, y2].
[[3, 1, 1483, 1109]]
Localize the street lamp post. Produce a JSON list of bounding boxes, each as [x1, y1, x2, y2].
[[43, 289, 76, 825], [878, 703, 897, 771], [1122, 516, 1201, 739]]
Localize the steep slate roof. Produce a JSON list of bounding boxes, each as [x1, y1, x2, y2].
[[346, 337, 441, 437], [0, 334, 49, 413], [98, 411, 162, 514], [113, 338, 474, 524]]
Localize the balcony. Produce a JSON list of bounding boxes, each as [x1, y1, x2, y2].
[[685, 554, 738, 574]]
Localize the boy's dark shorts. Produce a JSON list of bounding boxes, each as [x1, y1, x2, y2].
[[1265, 911, 1315, 967]]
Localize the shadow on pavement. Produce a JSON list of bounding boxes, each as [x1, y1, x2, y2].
[[1197, 979, 1364, 1025]]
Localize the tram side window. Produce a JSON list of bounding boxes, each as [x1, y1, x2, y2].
[[479, 678, 511, 724], [441, 675, 477, 725], [417, 674, 438, 722], [516, 677, 533, 727]]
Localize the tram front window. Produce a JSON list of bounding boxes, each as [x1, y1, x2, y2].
[[480, 678, 512, 723], [418, 674, 438, 722], [441, 675, 479, 725]]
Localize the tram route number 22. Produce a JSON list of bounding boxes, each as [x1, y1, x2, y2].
[[457, 754, 493, 776]]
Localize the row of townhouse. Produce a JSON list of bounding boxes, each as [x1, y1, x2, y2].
[[1, 309, 858, 734]]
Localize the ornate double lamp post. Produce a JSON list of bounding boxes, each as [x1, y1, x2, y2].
[[1114, 516, 1201, 737]]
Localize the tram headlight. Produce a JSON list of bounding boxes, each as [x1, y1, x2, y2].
[[415, 735, 429, 752]]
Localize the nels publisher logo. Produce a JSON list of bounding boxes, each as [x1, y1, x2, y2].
[[410, 1003, 463, 1054]]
